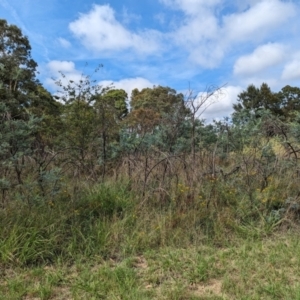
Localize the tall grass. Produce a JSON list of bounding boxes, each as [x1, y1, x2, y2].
[[1, 164, 298, 268], [1, 147, 300, 298]]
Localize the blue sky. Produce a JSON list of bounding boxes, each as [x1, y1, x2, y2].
[[1, 0, 300, 121]]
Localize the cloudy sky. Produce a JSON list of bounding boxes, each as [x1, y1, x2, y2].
[[1, 0, 300, 121]]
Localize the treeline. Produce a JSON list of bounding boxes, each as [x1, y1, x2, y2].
[[1, 18, 300, 219]]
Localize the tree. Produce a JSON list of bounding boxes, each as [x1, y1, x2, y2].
[[0, 19, 40, 118], [93, 89, 128, 178], [0, 19, 46, 203], [54, 69, 104, 178], [276, 85, 300, 121], [99, 89, 128, 120], [233, 83, 281, 120], [185, 85, 223, 159], [53, 67, 129, 179], [128, 86, 190, 151], [130, 85, 187, 116]]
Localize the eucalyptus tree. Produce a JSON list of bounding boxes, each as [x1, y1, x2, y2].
[[0, 19, 45, 202], [0, 19, 39, 117], [125, 86, 191, 195], [128, 86, 190, 153]]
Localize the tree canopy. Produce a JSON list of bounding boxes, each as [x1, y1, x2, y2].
[[0, 19, 39, 116], [233, 83, 300, 122]]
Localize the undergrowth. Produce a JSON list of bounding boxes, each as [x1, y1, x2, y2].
[[1, 165, 300, 299]]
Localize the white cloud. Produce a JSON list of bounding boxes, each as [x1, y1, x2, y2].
[[235, 0, 264, 11], [168, 12, 221, 67], [223, 0, 295, 43], [45, 60, 82, 90], [282, 59, 300, 80], [121, 7, 141, 24], [154, 13, 166, 25], [99, 77, 156, 99], [47, 60, 78, 74], [232, 47, 300, 91], [69, 4, 161, 54], [201, 86, 243, 121], [188, 44, 225, 68], [161, 0, 297, 68], [58, 37, 71, 48], [176, 14, 219, 44], [234, 43, 286, 76], [45, 61, 156, 99], [160, 0, 222, 15], [66, 0, 298, 70]]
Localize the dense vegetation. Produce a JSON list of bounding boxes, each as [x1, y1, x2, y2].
[[2, 18, 300, 299]]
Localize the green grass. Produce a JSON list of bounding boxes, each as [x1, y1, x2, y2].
[[1, 180, 300, 299], [1, 233, 300, 299]]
